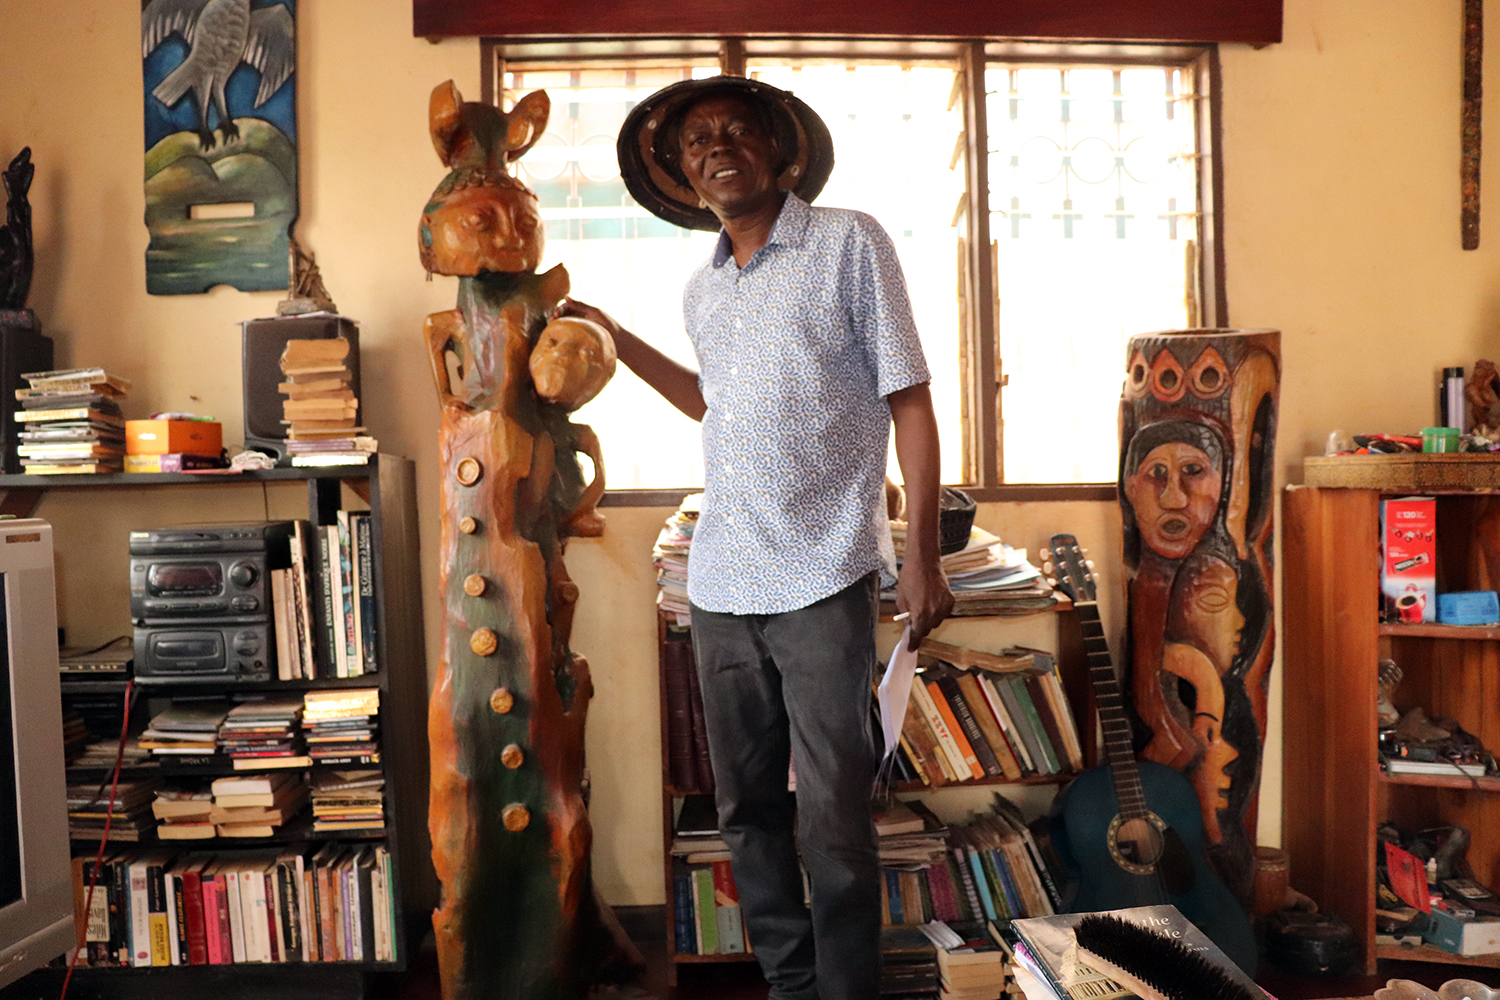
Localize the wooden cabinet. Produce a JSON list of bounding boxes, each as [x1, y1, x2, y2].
[[0, 457, 435, 999], [654, 606, 1090, 985], [1283, 484, 1500, 974]]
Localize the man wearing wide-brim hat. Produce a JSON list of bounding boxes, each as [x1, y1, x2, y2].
[[557, 75, 952, 1000]]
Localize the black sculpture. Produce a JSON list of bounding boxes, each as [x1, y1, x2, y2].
[[0, 148, 33, 311]]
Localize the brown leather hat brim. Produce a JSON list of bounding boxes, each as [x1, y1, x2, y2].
[[617, 76, 835, 232]]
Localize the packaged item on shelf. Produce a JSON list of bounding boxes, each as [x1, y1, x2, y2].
[[1381, 496, 1436, 623]]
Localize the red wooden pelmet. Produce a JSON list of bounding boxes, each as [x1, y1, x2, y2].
[[412, 0, 1283, 45]]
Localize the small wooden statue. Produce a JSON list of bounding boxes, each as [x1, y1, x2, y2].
[[277, 233, 337, 316], [419, 80, 624, 999], [1119, 329, 1280, 904], [0, 148, 34, 311]]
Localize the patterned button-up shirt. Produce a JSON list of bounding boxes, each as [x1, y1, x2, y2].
[[683, 193, 931, 614]]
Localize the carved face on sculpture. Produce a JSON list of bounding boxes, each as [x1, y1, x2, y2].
[[1122, 421, 1226, 561], [530, 316, 618, 411], [1171, 556, 1244, 671], [419, 175, 544, 277]]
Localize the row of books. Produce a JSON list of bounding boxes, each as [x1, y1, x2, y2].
[[70, 842, 397, 967], [671, 858, 748, 956], [14, 367, 131, 474], [277, 514, 379, 679], [895, 649, 1084, 788], [131, 689, 381, 769]]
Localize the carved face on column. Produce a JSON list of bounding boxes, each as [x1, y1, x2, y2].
[[1122, 421, 1226, 561]]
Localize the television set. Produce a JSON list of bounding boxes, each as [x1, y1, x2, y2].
[[0, 519, 74, 987]]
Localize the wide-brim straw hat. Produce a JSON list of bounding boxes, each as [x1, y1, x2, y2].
[[617, 75, 835, 232]]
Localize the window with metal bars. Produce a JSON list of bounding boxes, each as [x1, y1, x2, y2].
[[487, 40, 1220, 498]]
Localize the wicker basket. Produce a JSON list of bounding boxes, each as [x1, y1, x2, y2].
[[938, 487, 976, 555]]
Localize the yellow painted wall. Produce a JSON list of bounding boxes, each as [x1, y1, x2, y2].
[[1, 0, 1495, 907]]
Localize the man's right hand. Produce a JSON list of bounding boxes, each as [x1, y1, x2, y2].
[[550, 298, 707, 421]]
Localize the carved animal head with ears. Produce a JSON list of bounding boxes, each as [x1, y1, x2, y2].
[[419, 81, 551, 277]]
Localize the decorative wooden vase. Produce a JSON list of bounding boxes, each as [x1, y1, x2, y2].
[[1118, 328, 1280, 903], [419, 81, 623, 999]]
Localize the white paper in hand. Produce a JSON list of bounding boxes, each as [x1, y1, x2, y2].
[[877, 625, 918, 759]]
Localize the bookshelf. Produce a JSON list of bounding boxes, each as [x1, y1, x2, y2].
[[655, 605, 1092, 985], [1283, 482, 1500, 974], [0, 456, 435, 1000]]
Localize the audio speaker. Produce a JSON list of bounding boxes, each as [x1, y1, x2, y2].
[[241, 315, 360, 464], [0, 311, 54, 474]]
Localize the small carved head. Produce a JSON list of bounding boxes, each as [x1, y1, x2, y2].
[[530, 316, 617, 410]]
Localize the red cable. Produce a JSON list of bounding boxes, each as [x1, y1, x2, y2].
[[60, 678, 134, 1000]]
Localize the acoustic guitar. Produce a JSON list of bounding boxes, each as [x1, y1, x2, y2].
[[1042, 533, 1257, 975]]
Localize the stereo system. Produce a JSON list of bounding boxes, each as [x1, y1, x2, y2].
[[130, 522, 293, 684]]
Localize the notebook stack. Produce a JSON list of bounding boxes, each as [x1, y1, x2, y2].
[[139, 700, 228, 759], [279, 337, 376, 466], [151, 785, 215, 840], [61, 705, 89, 764], [15, 367, 131, 474], [652, 493, 700, 627], [68, 779, 159, 842], [219, 695, 309, 769], [210, 771, 309, 838], [302, 688, 381, 765], [310, 769, 386, 834]]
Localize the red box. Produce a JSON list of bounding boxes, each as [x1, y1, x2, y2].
[[1381, 496, 1436, 623]]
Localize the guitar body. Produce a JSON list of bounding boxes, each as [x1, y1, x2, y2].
[[1053, 760, 1257, 974]]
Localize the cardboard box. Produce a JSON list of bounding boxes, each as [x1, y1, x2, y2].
[[125, 419, 222, 457], [1381, 496, 1436, 623], [1421, 907, 1500, 956]]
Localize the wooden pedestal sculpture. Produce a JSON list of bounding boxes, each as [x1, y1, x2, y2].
[[419, 80, 625, 1000], [1118, 329, 1279, 904]]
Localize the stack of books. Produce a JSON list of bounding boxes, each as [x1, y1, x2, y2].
[[302, 688, 380, 764], [139, 700, 229, 759], [15, 366, 130, 473], [892, 645, 1083, 788], [219, 696, 309, 770], [917, 921, 1008, 1000], [72, 737, 149, 771], [68, 780, 159, 843], [279, 337, 375, 466], [886, 525, 1059, 617], [209, 772, 308, 838], [652, 493, 700, 626], [62, 705, 89, 764], [309, 769, 385, 834], [879, 924, 939, 998], [152, 786, 215, 840]]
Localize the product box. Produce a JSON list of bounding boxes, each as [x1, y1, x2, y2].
[[124, 419, 222, 457], [1438, 590, 1500, 626], [1420, 906, 1500, 956], [1381, 496, 1437, 623], [124, 452, 228, 474]]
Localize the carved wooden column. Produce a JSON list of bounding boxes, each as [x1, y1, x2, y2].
[[1118, 328, 1280, 903], [418, 81, 621, 999]]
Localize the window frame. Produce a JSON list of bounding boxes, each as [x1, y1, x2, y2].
[[482, 38, 1225, 507]]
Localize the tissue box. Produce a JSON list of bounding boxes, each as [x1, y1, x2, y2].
[[1421, 907, 1500, 956], [1438, 590, 1500, 626], [125, 419, 222, 457]]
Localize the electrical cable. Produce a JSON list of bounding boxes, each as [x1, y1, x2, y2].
[[60, 678, 135, 1000]]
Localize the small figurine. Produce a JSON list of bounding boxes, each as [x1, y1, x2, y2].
[[277, 234, 338, 316], [0, 148, 34, 311]]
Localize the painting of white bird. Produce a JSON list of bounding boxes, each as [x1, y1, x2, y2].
[[143, 0, 295, 150]]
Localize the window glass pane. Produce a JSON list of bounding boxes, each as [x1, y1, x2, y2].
[[742, 61, 966, 487], [987, 64, 1199, 484], [507, 65, 720, 490]]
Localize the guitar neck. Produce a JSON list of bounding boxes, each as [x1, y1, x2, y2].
[[1076, 601, 1149, 820]]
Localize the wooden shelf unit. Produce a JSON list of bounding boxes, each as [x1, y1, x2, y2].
[[1283, 485, 1500, 974], [655, 604, 1091, 986], [2, 456, 435, 1000]]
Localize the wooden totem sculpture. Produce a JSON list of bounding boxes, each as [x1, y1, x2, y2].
[[419, 80, 620, 999], [1118, 329, 1279, 903]]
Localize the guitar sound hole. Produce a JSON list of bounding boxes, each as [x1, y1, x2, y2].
[[1109, 815, 1165, 874]]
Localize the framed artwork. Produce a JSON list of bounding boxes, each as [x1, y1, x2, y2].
[[142, 0, 297, 295]]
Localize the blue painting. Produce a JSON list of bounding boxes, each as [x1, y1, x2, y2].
[[142, 0, 297, 295]]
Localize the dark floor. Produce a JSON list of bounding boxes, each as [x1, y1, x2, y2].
[[389, 909, 1500, 1000]]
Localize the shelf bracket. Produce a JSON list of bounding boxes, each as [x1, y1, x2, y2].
[[0, 487, 43, 519]]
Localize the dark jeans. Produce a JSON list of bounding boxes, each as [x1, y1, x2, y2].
[[689, 573, 882, 1000]]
